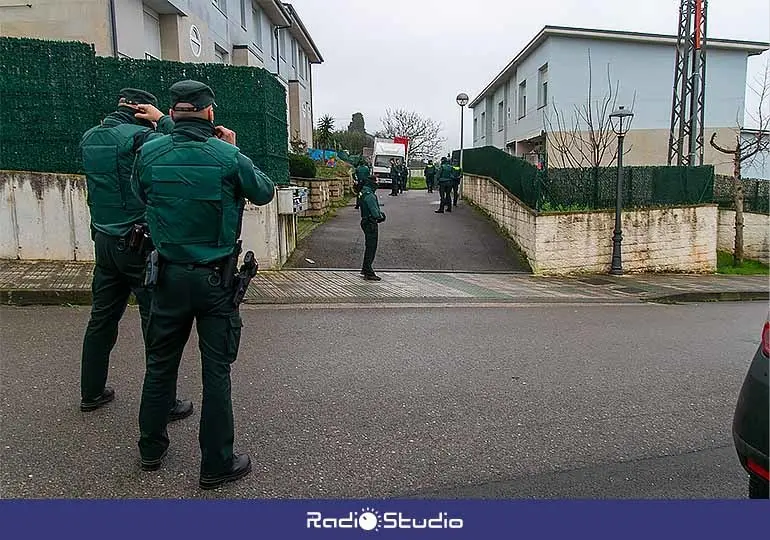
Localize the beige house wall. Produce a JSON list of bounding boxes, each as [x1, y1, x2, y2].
[[0, 0, 112, 55], [545, 127, 737, 176]]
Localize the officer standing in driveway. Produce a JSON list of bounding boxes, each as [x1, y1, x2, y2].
[[434, 157, 454, 213], [451, 162, 462, 208], [389, 158, 399, 196], [424, 159, 437, 193], [131, 80, 275, 489], [79, 88, 193, 422], [359, 175, 386, 280], [353, 158, 370, 210]]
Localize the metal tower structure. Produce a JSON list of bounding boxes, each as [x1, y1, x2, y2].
[[667, 0, 708, 166]]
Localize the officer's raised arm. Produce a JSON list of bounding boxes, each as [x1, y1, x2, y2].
[[236, 152, 275, 206]]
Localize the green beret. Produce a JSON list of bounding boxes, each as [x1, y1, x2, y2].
[[119, 88, 158, 107], [169, 80, 217, 111]]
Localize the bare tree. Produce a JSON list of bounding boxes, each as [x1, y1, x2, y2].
[[710, 60, 769, 265], [377, 109, 446, 162], [544, 50, 635, 204]]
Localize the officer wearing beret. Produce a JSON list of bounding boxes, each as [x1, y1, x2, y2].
[[79, 88, 193, 422], [132, 80, 275, 489]]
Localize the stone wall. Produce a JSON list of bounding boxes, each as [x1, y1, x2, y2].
[[291, 176, 353, 217], [717, 209, 770, 264], [463, 174, 718, 275], [0, 170, 296, 269]]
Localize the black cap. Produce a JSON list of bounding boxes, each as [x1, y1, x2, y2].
[[169, 80, 217, 111], [118, 88, 158, 107]]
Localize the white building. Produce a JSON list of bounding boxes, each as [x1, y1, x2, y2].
[[469, 25, 768, 175]]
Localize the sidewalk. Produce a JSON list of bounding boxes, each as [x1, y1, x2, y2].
[[0, 260, 767, 306]]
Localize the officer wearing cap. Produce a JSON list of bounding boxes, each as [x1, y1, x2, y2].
[[79, 88, 194, 423], [424, 159, 436, 193], [353, 158, 371, 210], [435, 157, 454, 213], [132, 80, 275, 489]]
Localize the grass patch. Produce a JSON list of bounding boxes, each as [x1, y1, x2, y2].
[[717, 251, 769, 275], [315, 161, 352, 179], [407, 177, 427, 190]]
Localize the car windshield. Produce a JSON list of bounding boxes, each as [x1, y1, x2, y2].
[[374, 155, 402, 168]]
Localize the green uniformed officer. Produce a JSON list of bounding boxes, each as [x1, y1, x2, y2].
[[131, 80, 275, 489], [359, 175, 386, 280], [79, 88, 193, 422], [353, 159, 371, 210], [424, 159, 437, 193], [451, 163, 462, 208], [399, 159, 409, 192], [389, 158, 399, 196], [434, 157, 454, 213]]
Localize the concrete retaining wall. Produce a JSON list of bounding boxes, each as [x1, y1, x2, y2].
[[717, 209, 770, 264], [291, 176, 353, 217], [0, 170, 296, 269], [463, 174, 718, 275]]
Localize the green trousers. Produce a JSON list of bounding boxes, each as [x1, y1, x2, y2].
[[80, 231, 151, 401], [138, 263, 242, 475], [361, 220, 379, 276]]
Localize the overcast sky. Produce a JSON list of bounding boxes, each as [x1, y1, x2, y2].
[[289, 0, 769, 154]]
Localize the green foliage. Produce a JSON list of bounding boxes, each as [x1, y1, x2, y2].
[[717, 251, 770, 275], [333, 130, 370, 155], [315, 114, 335, 150], [289, 153, 317, 178], [0, 36, 289, 184], [539, 201, 591, 213]]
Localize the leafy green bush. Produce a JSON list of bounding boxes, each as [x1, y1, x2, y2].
[[289, 153, 317, 178]]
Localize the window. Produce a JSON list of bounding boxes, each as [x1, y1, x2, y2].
[[518, 80, 527, 119], [240, 0, 247, 28], [473, 117, 478, 139], [291, 39, 297, 69], [538, 64, 548, 108], [480, 112, 486, 136], [143, 8, 161, 60], [251, 4, 263, 49], [212, 0, 226, 14], [214, 45, 229, 64], [298, 50, 305, 78], [280, 28, 287, 59], [270, 25, 276, 58], [497, 100, 504, 131]]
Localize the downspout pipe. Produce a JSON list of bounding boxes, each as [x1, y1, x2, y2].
[[108, 0, 118, 57]]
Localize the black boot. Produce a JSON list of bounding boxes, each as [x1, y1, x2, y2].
[[80, 386, 115, 412], [199, 453, 252, 490], [169, 399, 194, 422]]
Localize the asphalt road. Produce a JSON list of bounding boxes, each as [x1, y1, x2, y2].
[[287, 189, 530, 272], [0, 301, 764, 499]]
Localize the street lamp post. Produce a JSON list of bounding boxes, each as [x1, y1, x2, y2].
[[456, 93, 469, 198], [609, 106, 635, 276]]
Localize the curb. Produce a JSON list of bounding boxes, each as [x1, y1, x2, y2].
[[644, 291, 769, 304], [0, 289, 93, 306], [1, 288, 767, 307]]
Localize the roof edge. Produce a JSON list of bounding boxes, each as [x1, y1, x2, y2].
[[469, 25, 770, 108], [283, 3, 324, 63]]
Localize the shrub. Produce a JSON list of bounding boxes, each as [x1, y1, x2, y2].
[[289, 153, 317, 178]]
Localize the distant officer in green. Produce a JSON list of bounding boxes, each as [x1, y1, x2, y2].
[[79, 88, 193, 422], [389, 158, 399, 196], [434, 157, 454, 213], [399, 159, 409, 192], [131, 80, 275, 489], [451, 163, 462, 208], [353, 159, 371, 210], [359, 175, 386, 280], [424, 159, 437, 193]]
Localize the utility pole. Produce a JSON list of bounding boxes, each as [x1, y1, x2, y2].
[[667, 0, 707, 166]]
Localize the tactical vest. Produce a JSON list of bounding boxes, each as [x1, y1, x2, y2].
[[137, 135, 242, 254], [438, 163, 454, 182], [80, 123, 149, 232]]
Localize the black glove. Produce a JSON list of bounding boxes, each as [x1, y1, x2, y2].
[[377, 214, 386, 223]]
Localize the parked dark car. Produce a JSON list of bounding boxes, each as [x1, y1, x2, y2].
[[732, 313, 769, 499]]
